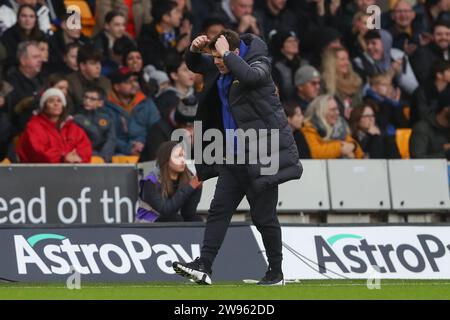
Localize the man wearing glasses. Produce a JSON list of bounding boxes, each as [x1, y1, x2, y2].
[[294, 65, 322, 112], [74, 86, 116, 162]]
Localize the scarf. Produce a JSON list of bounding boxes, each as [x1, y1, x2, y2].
[[311, 114, 348, 141]]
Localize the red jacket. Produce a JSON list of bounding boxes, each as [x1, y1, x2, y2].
[[17, 114, 92, 163]]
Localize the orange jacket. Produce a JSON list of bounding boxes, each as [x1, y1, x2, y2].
[[107, 90, 146, 114], [17, 114, 92, 163], [301, 121, 364, 159]]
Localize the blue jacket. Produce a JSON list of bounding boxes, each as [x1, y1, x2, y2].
[[105, 97, 161, 155], [129, 97, 161, 144]]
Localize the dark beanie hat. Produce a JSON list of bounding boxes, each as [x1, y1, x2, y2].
[[175, 95, 198, 124], [270, 30, 297, 57], [110, 66, 133, 85]]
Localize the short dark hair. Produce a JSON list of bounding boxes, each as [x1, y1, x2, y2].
[[84, 86, 106, 99], [151, 0, 178, 23], [437, 88, 450, 112], [165, 53, 184, 83], [208, 29, 240, 52], [363, 29, 381, 42], [201, 15, 226, 32], [283, 101, 301, 118], [77, 44, 102, 65], [112, 36, 136, 56], [432, 19, 450, 33], [104, 10, 125, 24], [122, 47, 141, 66], [63, 42, 81, 55], [431, 60, 450, 78], [44, 73, 67, 89]]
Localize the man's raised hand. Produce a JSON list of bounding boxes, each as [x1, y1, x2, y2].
[[191, 35, 210, 53], [215, 35, 230, 57]]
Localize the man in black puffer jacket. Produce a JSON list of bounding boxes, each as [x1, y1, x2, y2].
[[172, 29, 302, 286]]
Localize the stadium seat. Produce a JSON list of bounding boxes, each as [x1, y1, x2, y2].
[[0, 158, 11, 165], [327, 160, 391, 211], [388, 159, 450, 211], [90, 156, 105, 164], [64, 0, 95, 36], [112, 156, 139, 164], [396, 128, 412, 159]]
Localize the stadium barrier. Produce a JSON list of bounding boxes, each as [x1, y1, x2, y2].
[[1, 223, 450, 282], [141, 159, 450, 214], [0, 165, 139, 225], [0, 160, 448, 226]]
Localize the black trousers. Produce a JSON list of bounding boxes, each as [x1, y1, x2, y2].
[[200, 164, 282, 272]]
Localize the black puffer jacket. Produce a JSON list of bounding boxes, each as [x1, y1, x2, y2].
[[185, 34, 302, 193]]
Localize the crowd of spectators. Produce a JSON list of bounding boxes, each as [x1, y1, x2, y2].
[[1, 0, 450, 163]]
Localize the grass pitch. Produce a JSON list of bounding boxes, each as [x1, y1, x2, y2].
[[0, 280, 449, 300]]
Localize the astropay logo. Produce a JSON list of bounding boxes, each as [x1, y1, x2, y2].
[[315, 233, 450, 275], [14, 234, 200, 275]]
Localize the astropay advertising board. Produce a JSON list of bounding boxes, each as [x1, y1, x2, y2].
[[252, 226, 450, 279], [0, 225, 266, 282]]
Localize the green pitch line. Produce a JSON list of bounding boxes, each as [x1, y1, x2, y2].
[[0, 280, 450, 300]]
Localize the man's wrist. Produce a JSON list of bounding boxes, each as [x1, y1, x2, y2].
[[190, 44, 198, 53], [223, 50, 231, 58]]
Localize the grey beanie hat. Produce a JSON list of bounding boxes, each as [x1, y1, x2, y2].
[[143, 65, 170, 86], [294, 65, 321, 87]]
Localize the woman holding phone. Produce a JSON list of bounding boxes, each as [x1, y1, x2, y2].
[[136, 141, 203, 223]]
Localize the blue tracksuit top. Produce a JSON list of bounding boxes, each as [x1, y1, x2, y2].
[[217, 40, 248, 153]]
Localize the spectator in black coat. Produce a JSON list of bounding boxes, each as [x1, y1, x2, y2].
[[92, 10, 136, 77], [137, 0, 189, 70], [57, 42, 80, 75], [253, 0, 298, 40], [387, 0, 426, 56], [410, 88, 450, 159], [283, 101, 311, 159], [349, 101, 400, 159], [411, 60, 450, 125], [307, 26, 342, 68], [270, 30, 307, 102], [0, 71, 13, 161], [136, 141, 203, 223], [214, 0, 262, 36], [201, 15, 226, 40], [0, 4, 46, 73], [411, 19, 450, 85], [47, 13, 89, 73], [420, 0, 450, 32], [344, 11, 369, 59], [6, 41, 44, 132]]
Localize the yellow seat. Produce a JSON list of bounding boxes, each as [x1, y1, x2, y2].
[[64, 0, 96, 37], [90, 156, 105, 164], [1, 158, 11, 164], [112, 156, 139, 164], [396, 128, 412, 159]]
